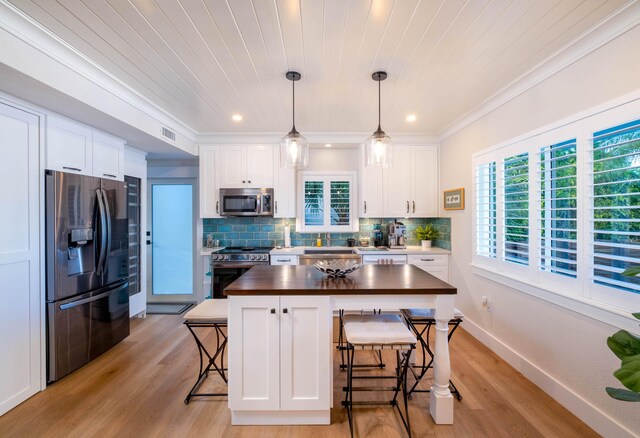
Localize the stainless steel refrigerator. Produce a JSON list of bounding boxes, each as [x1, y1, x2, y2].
[[46, 170, 130, 382]]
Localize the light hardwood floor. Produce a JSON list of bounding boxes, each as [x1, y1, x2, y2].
[[0, 314, 597, 438]]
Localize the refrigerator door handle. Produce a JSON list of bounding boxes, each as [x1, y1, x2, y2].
[[101, 189, 112, 274], [96, 189, 107, 275], [59, 282, 127, 310]]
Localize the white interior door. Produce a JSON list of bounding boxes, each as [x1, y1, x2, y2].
[[147, 178, 197, 303], [0, 102, 41, 415]]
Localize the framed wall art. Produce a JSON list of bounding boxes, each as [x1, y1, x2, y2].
[[444, 188, 465, 210]]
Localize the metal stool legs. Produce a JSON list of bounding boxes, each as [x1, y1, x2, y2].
[[183, 321, 228, 404], [342, 344, 414, 438]]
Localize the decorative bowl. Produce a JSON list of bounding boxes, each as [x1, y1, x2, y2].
[[313, 259, 361, 278]]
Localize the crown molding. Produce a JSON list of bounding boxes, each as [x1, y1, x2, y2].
[[0, 1, 197, 142], [195, 131, 439, 145], [438, 0, 640, 142]]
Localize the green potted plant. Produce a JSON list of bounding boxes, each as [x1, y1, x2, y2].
[[415, 225, 439, 249], [606, 266, 640, 402]]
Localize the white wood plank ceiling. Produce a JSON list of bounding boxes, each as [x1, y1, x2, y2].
[[8, 0, 631, 135]]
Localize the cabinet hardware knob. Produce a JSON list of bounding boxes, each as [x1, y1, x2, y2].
[[270, 308, 276, 314], [406, 201, 410, 213], [412, 201, 415, 213], [283, 308, 288, 314], [63, 166, 82, 172], [243, 180, 246, 183], [364, 201, 367, 213], [248, 180, 251, 184]]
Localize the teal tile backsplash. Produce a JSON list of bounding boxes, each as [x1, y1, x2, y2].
[[203, 217, 451, 250]]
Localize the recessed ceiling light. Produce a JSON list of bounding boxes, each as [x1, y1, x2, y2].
[[406, 114, 417, 122], [232, 114, 243, 122], [325, 144, 332, 148]]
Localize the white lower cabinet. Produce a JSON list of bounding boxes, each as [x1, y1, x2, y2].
[[229, 295, 331, 422], [270, 255, 298, 265], [408, 254, 449, 282]]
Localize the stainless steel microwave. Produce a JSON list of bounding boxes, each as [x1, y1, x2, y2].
[[219, 188, 274, 216]]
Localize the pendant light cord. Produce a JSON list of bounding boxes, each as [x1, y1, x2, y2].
[[292, 78, 296, 131], [378, 78, 381, 130]]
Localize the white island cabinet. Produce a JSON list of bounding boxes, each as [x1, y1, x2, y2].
[[228, 295, 332, 425]]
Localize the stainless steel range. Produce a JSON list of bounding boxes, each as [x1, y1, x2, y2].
[[210, 246, 272, 299]]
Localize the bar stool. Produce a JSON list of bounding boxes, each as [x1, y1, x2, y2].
[[400, 308, 464, 400], [183, 299, 228, 404], [337, 310, 385, 370], [341, 313, 417, 438]]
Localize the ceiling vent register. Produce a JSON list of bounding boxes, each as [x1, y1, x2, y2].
[[162, 127, 176, 142]]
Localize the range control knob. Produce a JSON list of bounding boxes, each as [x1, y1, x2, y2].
[[224, 255, 230, 261], [250, 255, 256, 261]]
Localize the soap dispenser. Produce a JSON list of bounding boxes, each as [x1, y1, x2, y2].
[[316, 233, 322, 247]]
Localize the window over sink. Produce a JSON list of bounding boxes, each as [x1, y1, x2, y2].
[[297, 171, 358, 233]]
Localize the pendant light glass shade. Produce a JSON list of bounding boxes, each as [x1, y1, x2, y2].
[[365, 128, 393, 168], [280, 127, 309, 169], [280, 71, 309, 169], [365, 71, 393, 168]]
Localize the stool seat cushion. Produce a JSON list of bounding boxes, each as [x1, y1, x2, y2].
[[342, 313, 401, 324], [184, 299, 228, 322], [401, 308, 464, 320], [344, 314, 416, 346]]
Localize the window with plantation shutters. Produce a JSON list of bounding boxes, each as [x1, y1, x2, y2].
[[472, 96, 640, 316], [304, 181, 324, 226], [502, 153, 529, 265], [590, 119, 640, 294], [298, 172, 358, 232], [539, 139, 578, 277], [475, 162, 497, 258]]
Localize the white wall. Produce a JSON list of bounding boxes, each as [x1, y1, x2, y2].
[[439, 24, 640, 436], [307, 148, 359, 172]]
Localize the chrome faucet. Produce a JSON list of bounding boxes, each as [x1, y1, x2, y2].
[[326, 233, 331, 247]]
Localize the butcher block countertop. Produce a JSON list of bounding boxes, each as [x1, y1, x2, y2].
[[224, 264, 457, 296]]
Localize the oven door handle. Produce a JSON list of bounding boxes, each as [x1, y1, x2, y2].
[[211, 263, 264, 269]]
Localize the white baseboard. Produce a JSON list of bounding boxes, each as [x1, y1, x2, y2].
[[462, 317, 635, 438]]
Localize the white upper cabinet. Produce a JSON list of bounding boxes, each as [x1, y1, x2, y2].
[[246, 145, 275, 188], [46, 115, 93, 176], [199, 144, 221, 218], [381, 145, 438, 218], [359, 146, 384, 218], [411, 146, 438, 216], [46, 114, 124, 180], [383, 145, 413, 217], [220, 144, 274, 188], [274, 164, 296, 218], [220, 145, 246, 188], [93, 131, 124, 180]]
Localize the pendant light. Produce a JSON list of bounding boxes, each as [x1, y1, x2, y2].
[[365, 71, 393, 168], [280, 71, 309, 169]]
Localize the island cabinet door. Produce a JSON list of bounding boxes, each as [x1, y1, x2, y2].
[[279, 296, 332, 411], [228, 296, 281, 411]]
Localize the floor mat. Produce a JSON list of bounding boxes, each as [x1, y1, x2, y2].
[[146, 303, 194, 315]]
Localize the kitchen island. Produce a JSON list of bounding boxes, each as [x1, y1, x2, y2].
[[224, 264, 457, 426]]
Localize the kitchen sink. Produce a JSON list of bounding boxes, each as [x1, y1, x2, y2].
[[303, 249, 356, 254]]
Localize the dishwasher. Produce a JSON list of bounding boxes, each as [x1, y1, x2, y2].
[[361, 254, 407, 265]]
